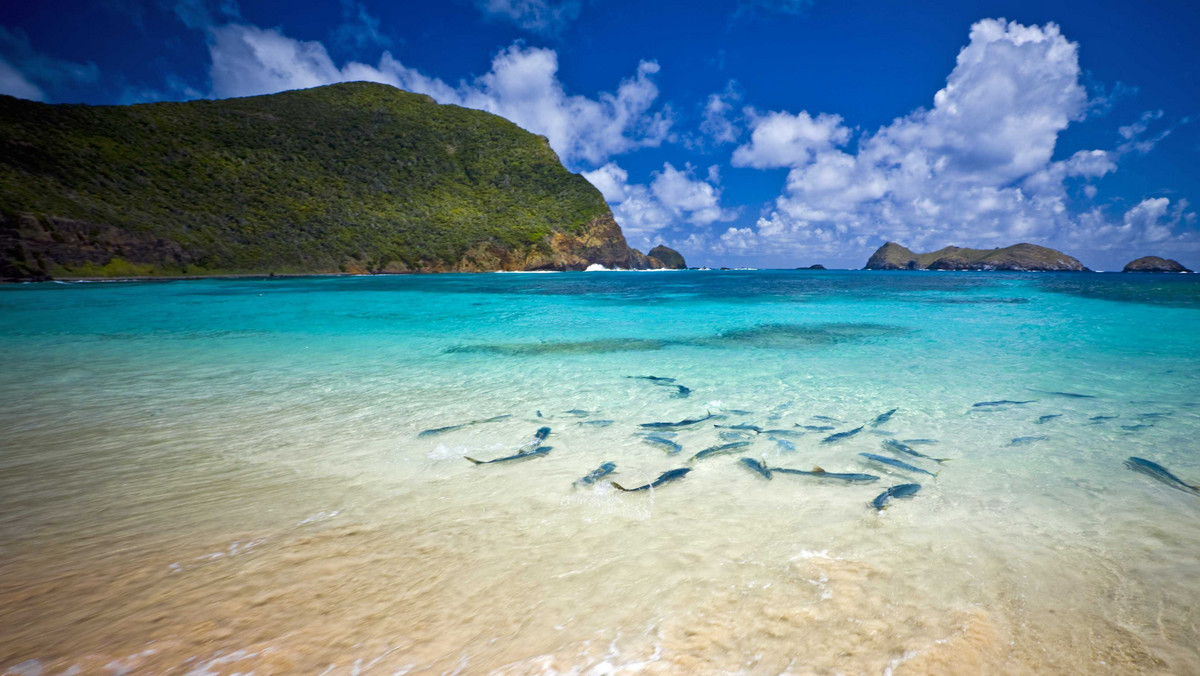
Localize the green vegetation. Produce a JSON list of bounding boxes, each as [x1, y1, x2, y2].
[[864, 242, 1087, 271], [1122, 256, 1191, 273], [0, 82, 617, 277]]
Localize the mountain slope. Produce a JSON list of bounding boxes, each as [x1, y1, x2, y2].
[[0, 82, 679, 278]]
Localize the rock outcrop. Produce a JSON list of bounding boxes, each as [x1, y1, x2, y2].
[[1122, 256, 1191, 273], [864, 242, 1087, 271], [647, 245, 687, 269]]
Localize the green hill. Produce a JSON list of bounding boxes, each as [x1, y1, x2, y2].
[[0, 82, 680, 279], [864, 242, 1087, 271]]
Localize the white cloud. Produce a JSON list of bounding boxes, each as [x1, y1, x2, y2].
[[732, 109, 850, 169], [1119, 109, 1162, 140], [0, 26, 99, 102], [728, 18, 1158, 264], [206, 25, 671, 167], [0, 56, 43, 101], [583, 161, 735, 248], [651, 163, 736, 226], [700, 81, 742, 145], [474, 0, 582, 36], [1124, 198, 1172, 241]]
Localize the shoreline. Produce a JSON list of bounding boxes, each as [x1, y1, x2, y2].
[[3, 267, 1190, 285]]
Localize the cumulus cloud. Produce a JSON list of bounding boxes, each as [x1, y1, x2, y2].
[[583, 161, 735, 248], [652, 163, 737, 226], [722, 18, 1187, 265], [206, 25, 671, 166], [0, 26, 99, 102], [732, 109, 850, 169], [474, 0, 582, 36]]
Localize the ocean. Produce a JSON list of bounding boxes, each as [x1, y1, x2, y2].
[[1, 270, 1198, 674]]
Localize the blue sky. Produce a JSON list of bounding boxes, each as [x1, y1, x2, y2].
[[2, 0, 1198, 269]]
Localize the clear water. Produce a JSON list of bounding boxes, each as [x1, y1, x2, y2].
[[1, 270, 1198, 674]]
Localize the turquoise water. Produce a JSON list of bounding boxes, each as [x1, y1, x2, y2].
[[1, 270, 1199, 674]]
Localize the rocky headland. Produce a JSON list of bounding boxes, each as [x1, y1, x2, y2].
[[0, 82, 682, 280]]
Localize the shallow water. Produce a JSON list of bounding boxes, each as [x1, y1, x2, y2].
[[1, 270, 1199, 674]]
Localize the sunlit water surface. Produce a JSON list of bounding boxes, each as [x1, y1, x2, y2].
[[1, 270, 1199, 674]]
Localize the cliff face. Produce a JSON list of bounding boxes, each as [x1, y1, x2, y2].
[[0, 82, 659, 279], [1122, 256, 1191, 273], [864, 242, 1087, 271]]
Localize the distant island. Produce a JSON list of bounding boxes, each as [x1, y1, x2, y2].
[[0, 82, 684, 280], [1123, 256, 1191, 273], [864, 242, 1087, 271]]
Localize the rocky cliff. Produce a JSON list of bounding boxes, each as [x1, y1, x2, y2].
[[0, 82, 671, 279], [864, 242, 1087, 271]]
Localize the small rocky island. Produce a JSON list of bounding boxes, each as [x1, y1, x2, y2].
[[864, 242, 1087, 271], [1122, 256, 1191, 273], [647, 245, 687, 270]]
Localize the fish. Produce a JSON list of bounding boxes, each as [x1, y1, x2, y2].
[[1125, 457, 1200, 495], [1136, 412, 1171, 419], [715, 423, 763, 432], [1121, 424, 1151, 432], [800, 425, 835, 431], [1028, 389, 1097, 399], [1088, 415, 1117, 423], [812, 415, 840, 422], [972, 400, 1036, 407], [858, 453, 938, 478], [769, 437, 796, 452], [612, 467, 692, 492], [574, 462, 617, 487], [770, 466, 880, 483], [871, 483, 922, 510], [673, 385, 692, 398], [628, 375, 675, 383], [465, 446, 552, 464], [642, 435, 683, 454], [417, 414, 513, 437], [869, 430, 895, 437], [1008, 435, 1048, 446], [870, 408, 898, 427], [1035, 414, 1062, 424], [719, 430, 754, 441], [762, 429, 803, 437], [902, 439, 940, 445], [578, 419, 615, 427], [639, 413, 720, 429], [739, 457, 773, 479], [516, 426, 553, 453], [690, 441, 752, 461], [881, 439, 951, 463], [821, 426, 864, 444], [562, 409, 590, 417]]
